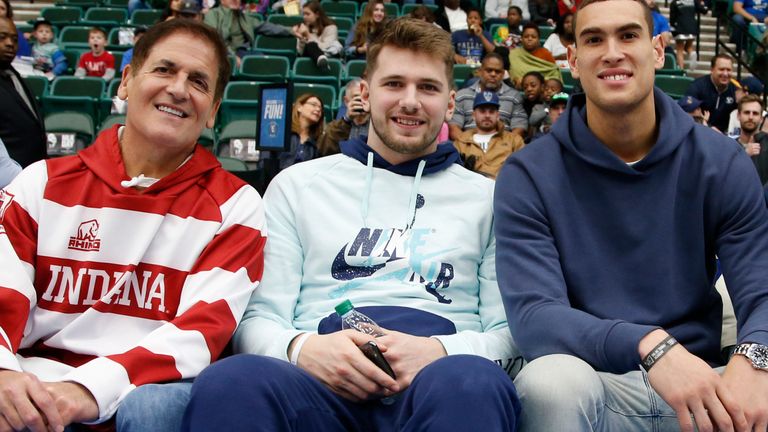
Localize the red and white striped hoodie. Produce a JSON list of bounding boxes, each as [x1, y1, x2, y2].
[[0, 125, 266, 422]]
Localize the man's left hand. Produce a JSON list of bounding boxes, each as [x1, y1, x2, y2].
[[722, 354, 768, 430], [376, 330, 446, 390], [44, 382, 99, 426]]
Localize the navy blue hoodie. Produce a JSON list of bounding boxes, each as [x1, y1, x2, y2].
[[494, 88, 768, 373]]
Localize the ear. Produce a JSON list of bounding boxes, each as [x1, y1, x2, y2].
[[567, 44, 579, 79], [444, 88, 456, 122], [652, 35, 665, 71], [206, 99, 221, 129], [117, 64, 132, 101], [360, 78, 370, 105]]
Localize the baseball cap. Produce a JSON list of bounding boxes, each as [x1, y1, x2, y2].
[[741, 76, 765, 95], [550, 92, 569, 105], [473, 91, 500, 109], [677, 96, 702, 113], [179, 0, 201, 16], [33, 18, 53, 31]]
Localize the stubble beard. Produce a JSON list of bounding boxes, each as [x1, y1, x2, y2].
[[370, 114, 441, 155]]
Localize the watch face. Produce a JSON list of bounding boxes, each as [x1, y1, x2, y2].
[[747, 344, 768, 369]]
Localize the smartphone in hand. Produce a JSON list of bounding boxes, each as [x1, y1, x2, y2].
[[359, 341, 396, 379]]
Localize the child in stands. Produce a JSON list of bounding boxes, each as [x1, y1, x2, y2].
[[31, 18, 67, 79], [75, 27, 115, 80]]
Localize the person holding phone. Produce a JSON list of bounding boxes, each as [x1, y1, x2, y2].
[[317, 79, 370, 156], [182, 18, 522, 432]]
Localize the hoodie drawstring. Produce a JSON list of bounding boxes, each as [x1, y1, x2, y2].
[[361, 152, 374, 227], [406, 160, 426, 228]]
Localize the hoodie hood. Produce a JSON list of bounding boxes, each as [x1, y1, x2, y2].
[[339, 136, 462, 176], [78, 125, 221, 194], [550, 87, 695, 175]]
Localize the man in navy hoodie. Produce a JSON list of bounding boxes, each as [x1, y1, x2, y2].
[[495, 0, 768, 431]]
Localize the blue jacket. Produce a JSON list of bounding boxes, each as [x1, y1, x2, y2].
[[495, 88, 768, 373], [685, 75, 738, 133]]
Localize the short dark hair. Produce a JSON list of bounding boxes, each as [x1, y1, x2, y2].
[[466, 6, 482, 18], [573, 0, 653, 44], [89, 27, 107, 39], [33, 20, 52, 31], [130, 19, 230, 101], [522, 22, 540, 36], [481, 51, 504, 66], [738, 93, 765, 112], [0, 0, 12, 19], [710, 53, 733, 68], [507, 5, 523, 15], [523, 71, 545, 84]]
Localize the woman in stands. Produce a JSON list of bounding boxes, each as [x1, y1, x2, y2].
[[345, 0, 388, 59], [292, 1, 342, 68], [508, 22, 560, 87], [542, 12, 574, 69], [280, 93, 325, 169]]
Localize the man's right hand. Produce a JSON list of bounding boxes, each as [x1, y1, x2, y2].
[[640, 330, 748, 432], [293, 331, 400, 402], [0, 370, 63, 432]]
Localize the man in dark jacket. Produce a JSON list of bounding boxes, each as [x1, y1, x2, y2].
[[684, 54, 738, 133], [0, 17, 46, 168]]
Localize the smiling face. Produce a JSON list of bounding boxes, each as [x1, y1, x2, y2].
[[568, 0, 663, 116], [118, 32, 220, 156], [710, 57, 733, 88], [298, 96, 323, 125], [362, 45, 455, 164], [521, 27, 540, 51], [372, 3, 386, 22]]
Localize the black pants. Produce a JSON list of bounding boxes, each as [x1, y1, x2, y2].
[[304, 41, 324, 63]]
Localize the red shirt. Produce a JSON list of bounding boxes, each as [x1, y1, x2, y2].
[[77, 51, 115, 78]]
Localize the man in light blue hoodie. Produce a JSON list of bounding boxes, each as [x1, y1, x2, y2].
[[495, 0, 768, 431], [182, 17, 522, 432]]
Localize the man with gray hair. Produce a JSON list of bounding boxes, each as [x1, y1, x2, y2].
[[317, 79, 370, 156]]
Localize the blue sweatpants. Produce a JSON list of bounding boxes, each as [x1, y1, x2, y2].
[[181, 354, 520, 432]]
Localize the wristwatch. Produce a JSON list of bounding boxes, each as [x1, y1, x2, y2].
[[732, 343, 768, 371]]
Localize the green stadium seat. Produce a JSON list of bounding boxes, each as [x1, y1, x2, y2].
[[217, 156, 250, 171], [293, 82, 336, 119], [654, 75, 695, 99], [43, 76, 105, 127], [333, 16, 355, 34], [62, 48, 88, 75], [254, 35, 298, 64], [216, 120, 259, 162], [360, 2, 398, 17], [23, 76, 50, 104], [198, 128, 216, 152], [344, 59, 367, 84], [103, 0, 130, 8], [539, 25, 554, 44], [453, 64, 477, 89], [99, 78, 122, 123], [292, 57, 342, 91], [107, 27, 136, 52], [44, 112, 95, 156], [401, 3, 438, 15], [321, 1, 358, 18], [217, 81, 266, 131], [59, 26, 92, 50], [54, 0, 99, 11], [130, 9, 163, 26], [237, 55, 290, 82], [657, 53, 686, 76], [267, 14, 304, 27], [82, 8, 129, 30], [99, 114, 125, 133], [40, 7, 83, 27], [560, 68, 579, 93]]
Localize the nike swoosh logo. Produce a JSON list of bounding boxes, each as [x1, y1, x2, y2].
[[331, 245, 386, 281]]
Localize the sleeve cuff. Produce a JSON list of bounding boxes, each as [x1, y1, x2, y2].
[[62, 357, 132, 423], [432, 334, 473, 356], [0, 348, 21, 372], [603, 322, 659, 374]]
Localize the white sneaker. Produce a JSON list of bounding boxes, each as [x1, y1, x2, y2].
[[317, 55, 329, 70]]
